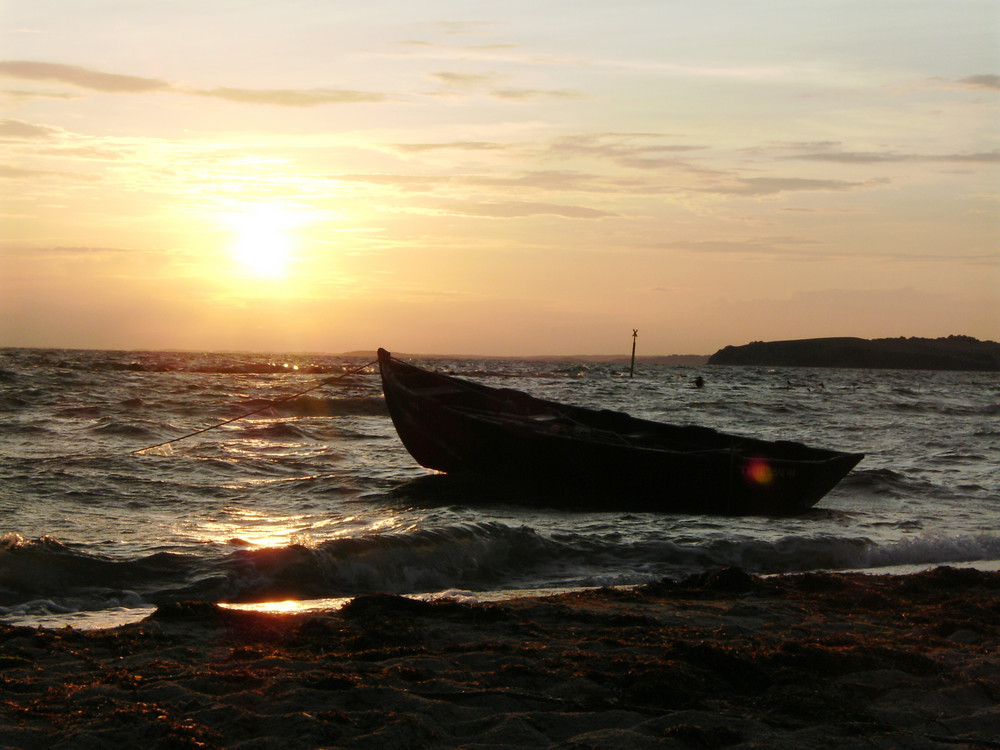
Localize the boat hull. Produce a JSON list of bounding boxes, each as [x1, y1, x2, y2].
[[378, 349, 863, 515]]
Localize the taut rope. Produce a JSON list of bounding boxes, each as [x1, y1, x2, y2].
[[130, 359, 378, 455]]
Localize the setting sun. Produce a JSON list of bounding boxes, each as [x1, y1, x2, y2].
[[226, 207, 296, 278]]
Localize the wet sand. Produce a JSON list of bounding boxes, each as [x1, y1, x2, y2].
[[2, 567, 999, 749]]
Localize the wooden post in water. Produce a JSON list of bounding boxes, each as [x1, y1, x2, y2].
[[630, 329, 638, 378]]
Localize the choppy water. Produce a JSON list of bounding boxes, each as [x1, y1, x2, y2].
[[2, 348, 998, 629]]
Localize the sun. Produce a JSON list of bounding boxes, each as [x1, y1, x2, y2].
[[226, 207, 296, 278]]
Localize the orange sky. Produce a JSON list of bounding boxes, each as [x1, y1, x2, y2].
[[1, 1, 997, 355]]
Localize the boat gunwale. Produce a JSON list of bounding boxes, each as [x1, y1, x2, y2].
[[379, 349, 862, 464]]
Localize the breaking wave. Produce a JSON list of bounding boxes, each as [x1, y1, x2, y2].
[[4, 526, 999, 621]]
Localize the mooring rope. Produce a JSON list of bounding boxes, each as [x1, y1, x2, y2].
[[130, 359, 379, 455]]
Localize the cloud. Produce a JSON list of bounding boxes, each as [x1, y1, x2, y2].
[[434, 200, 617, 219], [659, 237, 998, 266], [468, 170, 612, 192], [789, 149, 1000, 164], [0, 244, 138, 258], [0, 60, 168, 92], [332, 167, 629, 196], [0, 164, 94, 180], [546, 133, 708, 170], [1, 88, 80, 102], [706, 177, 884, 196], [0, 60, 388, 107], [867, 249, 1000, 266], [436, 21, 494, 35], [393, 141, 510, 153], [194, 87, 388, 106], [958, 74, 1000, 91], [658, 236, 823, 257], [429, 71, 583, 101], [0, 165, 50, 178], [0, 118, 58, 138], [43, 245, 136, 256], [491, 87, 582, 100], [431, 71, 496, 88], [331, 173, 449, 191]]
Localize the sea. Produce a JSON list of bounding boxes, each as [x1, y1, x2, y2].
[[2, 348, 998, 630]]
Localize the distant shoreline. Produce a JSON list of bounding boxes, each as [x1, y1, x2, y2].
[[707, 335, 1000, 371], [0, 346, 706, 365], [4, 336, 998, 370], [351, 335, 1000, 370], [343, 351, 710, 365]]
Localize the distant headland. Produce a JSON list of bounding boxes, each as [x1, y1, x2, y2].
[[708, 336, 1000, 371]]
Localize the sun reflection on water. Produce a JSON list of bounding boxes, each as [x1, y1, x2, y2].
[[182, 505, 413, 551], [220, 597, 352, 615], [184, 506, 315, 549]]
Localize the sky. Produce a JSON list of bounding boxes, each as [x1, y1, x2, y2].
[[1, 0, 997, 356]]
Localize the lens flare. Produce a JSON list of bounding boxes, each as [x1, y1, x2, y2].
[[744, 457, 774, 485]]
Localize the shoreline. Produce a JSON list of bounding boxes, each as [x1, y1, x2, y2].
[[3, 566, 999, 748], [7, 560, 1000, 632]]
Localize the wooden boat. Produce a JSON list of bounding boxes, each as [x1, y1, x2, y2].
[[378, 349, 863, 515]]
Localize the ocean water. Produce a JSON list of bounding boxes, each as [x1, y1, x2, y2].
[[2, 348, 998, 630]]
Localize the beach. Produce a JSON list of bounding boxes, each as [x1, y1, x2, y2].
[[2, 566, 998, 749]]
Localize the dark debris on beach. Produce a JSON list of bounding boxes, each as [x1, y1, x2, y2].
[[2, 567, 999, 749]]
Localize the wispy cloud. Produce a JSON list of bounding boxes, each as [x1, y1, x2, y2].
[[546, 133, 708, 170], [467, 170, 618, 192], [431, 71, 496, 88], [0, 60, 168, 93], [659, 236, 823, 257], [492, 87, 582, 100], [788, 149, 1000, 164], [1, 58, 580, 109], [333, 165, 636, 196], [0, 164, 95, 180], [704, 177, 883, 196], [436, 21, 495, 36], [329, 173, 451, 193], [660, 237, 998, 266], [193, 87, 388, 106], [41, 245, 136, 256], [429, 71, 583, 100], [0, 164, 50, 178], [1, 88, 80, 102], [0, 118, 59, 138], [434, 200, 617, 219], [393, 141, 510, 153], [0, 60, 388, 107], [958, 74, 1000, 91]]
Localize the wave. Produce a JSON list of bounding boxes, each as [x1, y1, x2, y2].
[[862, 533, 1000, 569], [4, 526, 1000, 621], [0, 395, 29, 411], [99, 360, 374, 376], [0, 525, 550, 614], [0, 420, 54, 437], [231, 421, 318, 440], [229, 395, 386, 418], [90, 419, 159, 439], [0, 534, 197, 614], [839, 468, 945, 499], [276, 395, 387, 417], [153, 523, 555, 603]]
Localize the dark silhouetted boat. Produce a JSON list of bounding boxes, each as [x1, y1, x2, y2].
[[378, 348, 863, 515]]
